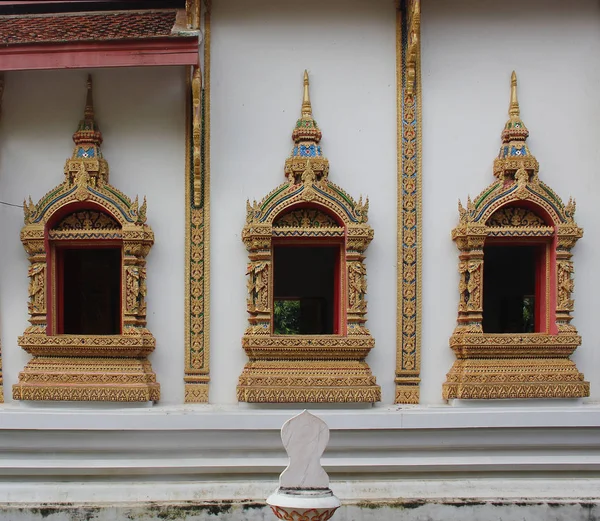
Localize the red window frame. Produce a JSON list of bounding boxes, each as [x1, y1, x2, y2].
[[483, 237, 554, 334]]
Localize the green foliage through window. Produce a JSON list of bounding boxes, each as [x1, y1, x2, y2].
[[523, 296, 535, 333], [274, 300, 301, 335]]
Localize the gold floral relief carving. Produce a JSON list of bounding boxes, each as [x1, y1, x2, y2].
[[487, 207, 546, 227], [246, 261, 270, 314], [395, 0, 422, 404], [54, 210, 120, 231], [14, 76, 159, 402], [273, 208, 338, 229], [27, 264, 46, 315], [443, 72, 588, 401], [237, 72, 380, 403], [466, 260, 483, 312], [125, 266, 147, 315], [348, 262, 367, 313], [557, 261, 575, 312]]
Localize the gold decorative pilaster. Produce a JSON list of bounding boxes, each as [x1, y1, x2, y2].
[[0, 72, 4, 402], [395, 0, 422, 403], [184, 0, 211, 402]]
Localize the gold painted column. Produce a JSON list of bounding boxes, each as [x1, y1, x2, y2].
[[395, 0, 422, 404], [0, 73, 4, 402], [184, 0, 211, 402], [454, 228, 486, 333]]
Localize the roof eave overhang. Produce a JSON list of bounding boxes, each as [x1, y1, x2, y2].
[[0, 36, 199, 71]]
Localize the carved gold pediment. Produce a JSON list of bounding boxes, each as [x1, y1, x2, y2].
[[273, 207, 340, 229], [487, 207, 546, 227], [54, 209, 120, 231]]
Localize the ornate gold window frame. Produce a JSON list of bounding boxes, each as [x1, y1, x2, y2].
[[237, 73, 380, 403], [13, 77, 159, 402], [443, 73, 588, 400]]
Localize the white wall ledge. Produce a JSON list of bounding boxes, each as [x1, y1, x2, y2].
[[1, 404, 599, 480], [2, 479, 600, 504], [1, 403, 600, 430]]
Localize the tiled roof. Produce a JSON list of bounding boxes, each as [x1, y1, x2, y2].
[[0, 10, 181, 46]]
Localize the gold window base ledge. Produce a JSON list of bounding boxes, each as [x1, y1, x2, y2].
[[238, 335, 380, 403], [443, 334, 588, 400], [13, 356, 159, 402], [449, 333, 581, 357], [444, 379, 589, 401], [18, 331, 156, 358], [237, 360, 380, 403], [242, 335, 375, 360]]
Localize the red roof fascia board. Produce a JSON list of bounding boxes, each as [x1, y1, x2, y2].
[[0, 37, 198, 70], [0, 9, 199, 70]]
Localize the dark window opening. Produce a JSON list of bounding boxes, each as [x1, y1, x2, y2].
[[483, 245, 539, 334], [62, 248, 121, 335], [273, 246, 338, 335]]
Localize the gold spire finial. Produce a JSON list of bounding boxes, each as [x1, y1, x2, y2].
[[509, 70, 520, 118], [301, 70, 312, 116], [84, 74, 94, 120], [72, 73, 103, 150]]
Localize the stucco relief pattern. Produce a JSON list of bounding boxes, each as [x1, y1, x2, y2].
[[395, 0, 422, 404], [443, 73, 588, 400]]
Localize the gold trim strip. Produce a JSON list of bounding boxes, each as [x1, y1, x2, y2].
[[203, 1, 211, 396], [395, 0, 422, 404], [184, 0, 211, 403], [0, 72, 4, 402]]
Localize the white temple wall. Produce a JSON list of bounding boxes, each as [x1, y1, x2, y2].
[[1, 2, 600, 517], [0, 1, 598, 408], [0, 66, 187, 405], [421, 0, 600, 403]]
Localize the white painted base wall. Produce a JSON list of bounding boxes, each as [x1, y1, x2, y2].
[[1, 500, 598, 521], [1, 405, 600, 517]]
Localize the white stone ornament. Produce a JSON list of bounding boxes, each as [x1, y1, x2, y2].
[[267, 410, 341, 521], [280, 408, 329, 488]]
